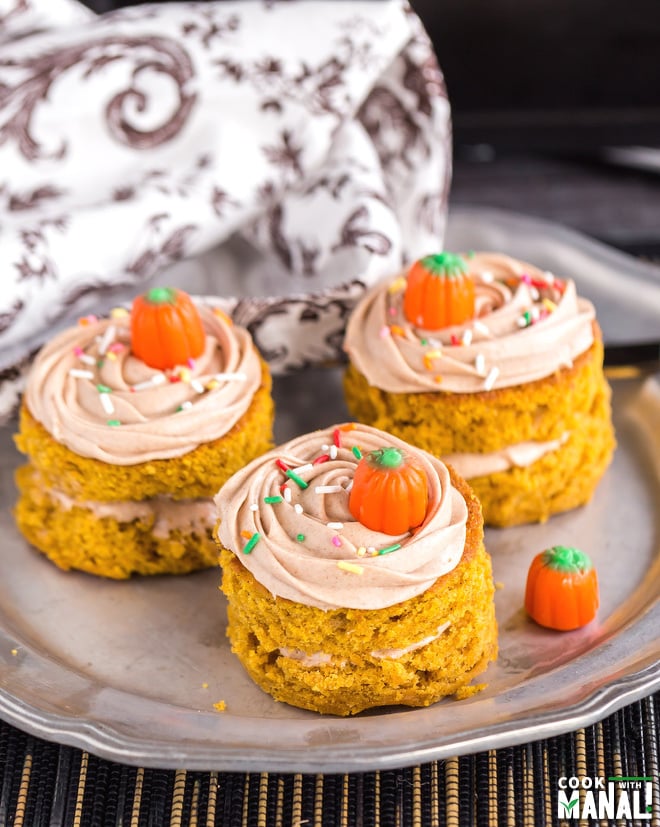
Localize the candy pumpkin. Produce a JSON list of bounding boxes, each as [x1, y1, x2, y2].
[[403, 252, 475, 330], [349, 447, 428, 535], [524, 545, 599, 631], [131, 287, 206, 370]]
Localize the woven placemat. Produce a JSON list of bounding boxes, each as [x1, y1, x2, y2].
[[0, 692, 658, 826]]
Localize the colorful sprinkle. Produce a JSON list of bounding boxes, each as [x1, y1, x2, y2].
[[69, 369, 94, 379], [356, 546, 366, 557], [296, 533, 305, 542], [333, 428, 341, 448], [275, 458, 289, 473], [313, 454, 330, 465], [110, 307, 129, 319], [212, 307, 233, 325], [542, 298, 557, 312], [388, 277, 407, 294], [379, 325, 391, 339], [107, 419, 121, 427], [98, 324, 116, 356], [378, 543, 401, 555], [241, 529, 253, 539], [78, 315, 98, 326], [484, 366, 500, 391], [264, 495, 283, 504], [461, 329, 473, 346], [389, 324, 405, 338], [242, 532, 260, 554], [337, 561, 363, 575], [352, 446, 362, 460], [205, 379, 220, 391], [332, 536, 342, 548], [423, 349, 442, 371], [132, 373, 167, 391], [99, 393, 114, 415], [285, 469, 308, 489], [176, 400, 193, 412]]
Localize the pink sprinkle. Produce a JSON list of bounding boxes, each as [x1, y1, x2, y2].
[[74, 346, 83, 357], [379, 325, 390, 339], [388, 306, 397, 317], [187, 357, 196, 369], [108, 342, 125, 354], [521, 273, 532, 285], [332, 536, 342, 547]]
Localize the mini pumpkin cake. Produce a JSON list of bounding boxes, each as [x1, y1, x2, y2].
[[344, 252, 616, 526], [14, 287, 274, 578], [214, 422, 497, 716]]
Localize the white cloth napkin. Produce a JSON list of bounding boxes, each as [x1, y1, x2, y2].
[[0, 0, 451, 420]]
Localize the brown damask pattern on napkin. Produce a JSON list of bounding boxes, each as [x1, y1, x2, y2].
[[0, 0, 451, 421]]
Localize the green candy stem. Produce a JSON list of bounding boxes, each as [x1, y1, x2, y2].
[[542, 545, 593, 573], [420, 252, 467, 278], [145, 286, 176, 305], [368, 447, 404, 469]]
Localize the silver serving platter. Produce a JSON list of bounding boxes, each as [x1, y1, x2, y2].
[[0, 207, 658, 772]]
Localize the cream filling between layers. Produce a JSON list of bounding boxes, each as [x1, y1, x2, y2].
[[215, 423, 469, 611], [443, 433, 570, 479], [45, 485, 216, 539], [344, 252, 596, 394], [277, 621, 452, 666], [24, 304, 262, 464]]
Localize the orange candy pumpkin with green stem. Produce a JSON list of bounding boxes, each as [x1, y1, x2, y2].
[[525, 545, 599, 631], [131, 287, 206, 370], [403, 252, 475, 329], [348, 447, 428, 535]]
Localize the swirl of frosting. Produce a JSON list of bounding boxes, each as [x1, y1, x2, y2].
[[25, 305, 262, 464], [344, 252, 596, 393], [215, 424, 468, 610]]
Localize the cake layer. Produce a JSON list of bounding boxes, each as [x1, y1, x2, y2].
[[218, 469, 497, 715], [14, 464, 218, 578], [14, 361, 274, 502]]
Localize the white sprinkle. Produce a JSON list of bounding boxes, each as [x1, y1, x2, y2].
[[100, 393, 114, 415], [132, 373, 167, 391], [329, 445, 338, 460], [283, 487, 292, 503], [78, 353, 97, 366], [191, 379, 205, 394], [69, 369, 94, 379], [427, 337, 442, 348], [344, 480, 353, 493], [530, 286, 540, 301], [475, 353, 486, 376], [213, 372, 247, 382], [481, 270, 494, 282], [321, 444, 329, 452], [461, 329, 473, 346], [179, 400, 193, 411], [543, 270, 555, 284], [249, 503, 259, 512], [327, 521, 344, 530], [292, 463, 313, 475], [367, 546, 377, 555], [484, 366, 499, 391], [472, 321, 491, 337], [98, 324, 116, 356], [315, 485, 344, 494], [294, 503, 304, 515]]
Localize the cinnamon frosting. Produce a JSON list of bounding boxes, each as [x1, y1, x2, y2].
[[24, 305, 262, 464], [344, 252, 596, 394], [214, 424, 468, 611]]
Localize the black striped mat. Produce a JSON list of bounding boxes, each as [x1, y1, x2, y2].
[[0, 692, 658, 826]]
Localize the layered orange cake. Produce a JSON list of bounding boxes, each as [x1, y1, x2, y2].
[[215, 423, 497, 716], [14, 288, 274, 578], [344, 252, 616, 526]]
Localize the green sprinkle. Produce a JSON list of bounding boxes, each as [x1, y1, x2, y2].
[[96, 383, 112, 393], [352, 446, 362, 460], [420, 338, 428, 345], [378, 543, 402, 556], [264, 495, 283, 504], [243, 532, 261, 554], [96, 360, 105, 369], [285, 469, 309, 489], [107, 419, 121, 427], [296, 534, 305, 542]]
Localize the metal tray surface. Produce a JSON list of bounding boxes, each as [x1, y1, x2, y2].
[[0, 209, 659, 772]]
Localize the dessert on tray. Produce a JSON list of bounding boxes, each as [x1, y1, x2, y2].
[[214, 422, 497, 716], [14, 287, 274, 578], [344, 252, 616, 526]]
